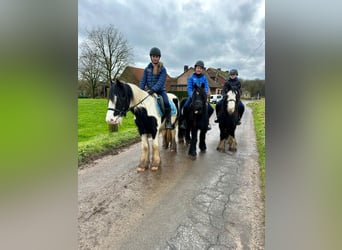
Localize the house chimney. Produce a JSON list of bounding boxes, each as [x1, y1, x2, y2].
[[184, 65, 189, 72]]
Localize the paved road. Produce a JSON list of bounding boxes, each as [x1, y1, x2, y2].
[[78, 103, 264, 249]]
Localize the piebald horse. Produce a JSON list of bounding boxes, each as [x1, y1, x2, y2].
[[105, 79, 179, 172], [216, 89, 239, 152]]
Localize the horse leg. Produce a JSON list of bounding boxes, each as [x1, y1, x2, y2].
[[170, 129, 177, 152], [137, 134, 150, 172], [188, 127, 198, 159], [228, 128, 237, 152], [199, 129, 207, 152], [228, 135, 237, 152], [217, 126, 227, 152], [151, 132, 161, 171], [185, 126, 191, 145], [162, 129, 168, 149]]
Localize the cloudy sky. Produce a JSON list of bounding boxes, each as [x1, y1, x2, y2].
[[78, 0, 265, 80]]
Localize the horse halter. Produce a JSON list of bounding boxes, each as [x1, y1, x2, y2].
[[107, 93, 151, 117]]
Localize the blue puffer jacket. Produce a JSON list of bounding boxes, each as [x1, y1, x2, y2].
[[187, 73, 209, 97], [139, 62, 167, 93]]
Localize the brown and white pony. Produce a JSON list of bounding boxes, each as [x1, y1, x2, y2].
[[105, 79, 179, 172]]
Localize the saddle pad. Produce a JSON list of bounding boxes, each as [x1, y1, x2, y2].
[[155, 98, 177, 116]]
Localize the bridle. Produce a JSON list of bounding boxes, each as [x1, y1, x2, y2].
[[107, 93, 151, 117]]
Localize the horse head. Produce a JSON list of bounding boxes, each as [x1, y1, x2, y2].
[[191, 85, 207, 115], [105, 79, 133, 125], [225, 89, 238, 115]]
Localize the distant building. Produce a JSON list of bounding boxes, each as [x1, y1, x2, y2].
[[119, 65, 229, 95]]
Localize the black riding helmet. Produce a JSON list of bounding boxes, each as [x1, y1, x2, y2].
[[150, 47, 161, 57], [229, 69, 238, 75], [194, 60, 204, 68]]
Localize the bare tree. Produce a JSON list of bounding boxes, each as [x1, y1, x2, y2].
[[78, 42, 102, 98], [84, 25, 133, 86]]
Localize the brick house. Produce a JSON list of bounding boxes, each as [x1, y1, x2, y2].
[[118, 65, 229, 96]]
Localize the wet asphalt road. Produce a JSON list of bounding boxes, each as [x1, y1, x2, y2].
[[78, 103, 264, 250]]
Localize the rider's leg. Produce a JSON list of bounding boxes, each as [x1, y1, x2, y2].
[[214, 100, 223, 123], [237, 101, 245, 125], [180, 97, 191, 129], [161, 92, 173, 129], [207, 103, 214, 130]]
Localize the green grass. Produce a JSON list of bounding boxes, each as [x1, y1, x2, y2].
[[78, 98, 140, 166], [78, 98, 266, 195], [247, 99, 265, 199]]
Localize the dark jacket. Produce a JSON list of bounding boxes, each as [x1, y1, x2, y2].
[[222, 77, 242, 96], [139, 62, 167, 94]]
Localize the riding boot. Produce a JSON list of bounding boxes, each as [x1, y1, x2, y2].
[[180, 119, 187, 130], [165, 107, 173, 129], [179, 105, 188, 129]]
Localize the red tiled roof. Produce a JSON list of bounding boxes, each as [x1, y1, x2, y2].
[[119, 65, 227, 91]]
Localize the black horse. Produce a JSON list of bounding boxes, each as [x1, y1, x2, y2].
[[178, 85, 209, 159], [216, 88, 239, 152]]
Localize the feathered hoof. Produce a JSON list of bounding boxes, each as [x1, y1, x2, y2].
[[217, 147, 224, 153], [228, 147, 237, 152], [200, 147, 206, 152], [188, 152, 197, 160], [150, 166, 159, 171], [188, 155, 196, 160], [137, 162, 149, 172], [137, 166, 148, 172], [150, 160, 160, 171]]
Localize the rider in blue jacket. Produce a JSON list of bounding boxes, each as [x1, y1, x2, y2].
[[180, 60, 213, 130], [140, 47, 173, 129]]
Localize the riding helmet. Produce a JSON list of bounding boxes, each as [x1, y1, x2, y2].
[[194, 60, 205, 68], [229, 69, 238, 75], [149, 47, 161, 57]]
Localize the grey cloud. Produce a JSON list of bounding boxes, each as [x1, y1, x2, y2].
[[79, 0, 265, 79]]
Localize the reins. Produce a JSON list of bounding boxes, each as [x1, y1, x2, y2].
[[107, 93, 151, 117]]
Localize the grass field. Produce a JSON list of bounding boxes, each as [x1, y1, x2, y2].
[[78, 98, 140, 165]]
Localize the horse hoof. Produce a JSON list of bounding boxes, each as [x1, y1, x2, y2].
[[151, 166, 159, 171], [188, 154, 196, 160], [137, 167, 147, 172]]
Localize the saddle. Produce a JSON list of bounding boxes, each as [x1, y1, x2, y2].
[[154, 95, 176, 117]]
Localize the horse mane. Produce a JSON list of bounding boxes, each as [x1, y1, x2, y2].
[[109, 79, 133, 104], [192, 85, 207, 100], [108, 79, 134, 116]]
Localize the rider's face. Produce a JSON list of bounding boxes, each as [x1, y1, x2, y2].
[[195, 66, 203, 74], [150, 55, 160, 64]]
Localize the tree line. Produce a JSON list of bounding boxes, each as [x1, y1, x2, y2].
[[78, 25, 265, 99]]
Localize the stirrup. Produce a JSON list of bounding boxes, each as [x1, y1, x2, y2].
[[179, 121, 187, 130], [165, 121, 173, 129]]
